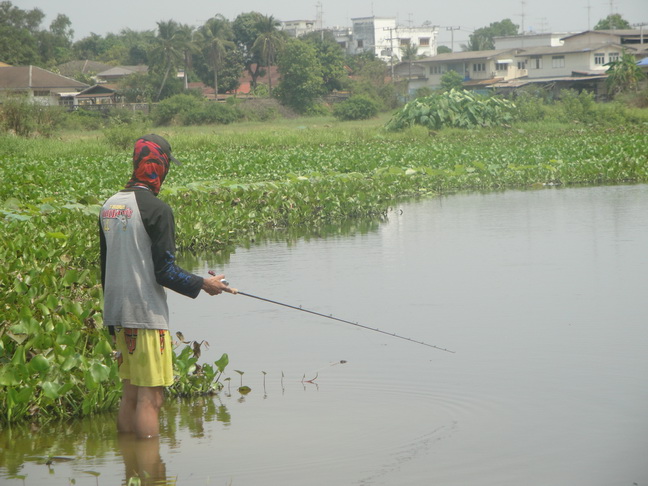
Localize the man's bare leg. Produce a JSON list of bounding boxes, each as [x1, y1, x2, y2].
[[133, 385, 165, 439], [117, 380, 138, 434]]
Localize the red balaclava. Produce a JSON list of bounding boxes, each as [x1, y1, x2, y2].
[[125, 138, 171, 195]]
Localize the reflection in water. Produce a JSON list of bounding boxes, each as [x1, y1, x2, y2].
[[118, 435, 171, 486], [3, 186, 648, 486], [0, 397, 233, 485]]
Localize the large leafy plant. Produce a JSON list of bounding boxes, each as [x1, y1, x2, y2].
[[386, 89, 517, 131]]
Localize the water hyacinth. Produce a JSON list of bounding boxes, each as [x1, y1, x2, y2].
[[1, 122, 647, 423]]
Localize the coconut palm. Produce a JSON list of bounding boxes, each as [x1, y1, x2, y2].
[[176, 23, 198, 90], [252, 15, 285, 96], [196, 15, 235, 98], [150, 20, 185, 101]]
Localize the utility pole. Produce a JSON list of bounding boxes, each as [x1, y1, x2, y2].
[[518, 0, 526, 35], [633, 23, 647, 45], [315, 2, 324, 40], [446, 26, 460, 52], [383, 26, 397, 79]]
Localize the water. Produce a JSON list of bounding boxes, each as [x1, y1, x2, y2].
[[2, 185, 647, 485]]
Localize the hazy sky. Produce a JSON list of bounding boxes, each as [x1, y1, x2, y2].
[[11, 0, 647, 47]]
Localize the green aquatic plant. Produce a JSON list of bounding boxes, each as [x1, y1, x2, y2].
[[385, 89, 517, 131], [168, 336, 229, 398], [1, 122, 647, 423]]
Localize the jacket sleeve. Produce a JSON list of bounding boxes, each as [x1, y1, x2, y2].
[[136, 190, 204, 298], [99, 216, 107, 290]]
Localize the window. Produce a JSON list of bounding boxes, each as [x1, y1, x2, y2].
[[530, 56, 543, 69], [472, 63, 486, 72], [33, 90, 50, 96], [357, 40, 364, 48], [594, 53, 605, 65], [419, 37, 430, 47], [551, 56, 565, 68], [517, 61, 526, 69], [495, 63, 508, 71], [400, 38, 411, 47], [609, 52, 619, 63], [338, 41, 347, 49], [431, 65, 442, 75]]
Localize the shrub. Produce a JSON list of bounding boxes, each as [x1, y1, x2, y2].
[[556, 89, 595, 123], [151, 93, 203, 126], [385, 89, 517, 131], [103, 121, 148, 149], [181, 101, 242, 125], [513, 91, 548, 122], [333, 95, 380, 121], [0, 98, 66, 137]]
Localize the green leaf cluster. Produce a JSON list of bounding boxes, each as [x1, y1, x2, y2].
[[2, 122, 647, 423], [386, 89, 517, 131]]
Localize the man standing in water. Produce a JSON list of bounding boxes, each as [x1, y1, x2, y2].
[[99, 134, 229, 439]]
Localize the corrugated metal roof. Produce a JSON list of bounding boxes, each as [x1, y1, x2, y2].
[[491, 74, 607, 88]]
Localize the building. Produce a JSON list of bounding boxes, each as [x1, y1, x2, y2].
[[397, 28, 647, 99], [0, 65, 88, 105], [494, 32, 572, 49], [281, 20, 316, 38], [96, 65, 148, 83], [347, 17, 438, 62], [395, 49, 526, 96]]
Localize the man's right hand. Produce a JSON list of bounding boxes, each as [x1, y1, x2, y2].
[[201, 274, 230, 295]]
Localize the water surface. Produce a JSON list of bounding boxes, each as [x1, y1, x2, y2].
[[2, 185, 647, 485]]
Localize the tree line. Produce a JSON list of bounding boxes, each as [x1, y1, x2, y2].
[[0, 2, 401, 114]]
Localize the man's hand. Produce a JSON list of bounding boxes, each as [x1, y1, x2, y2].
[[202, 274, 230, 295]]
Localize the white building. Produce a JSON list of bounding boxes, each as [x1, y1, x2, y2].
[[281, 20, 316, 38], [347, 17, 438, 62], [494, 32, 572, 50]]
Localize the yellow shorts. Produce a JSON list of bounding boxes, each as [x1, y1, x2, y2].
[[114, 327, 174, 387]]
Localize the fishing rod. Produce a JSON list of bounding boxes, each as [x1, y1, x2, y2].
[[209, 271, 454, 353]]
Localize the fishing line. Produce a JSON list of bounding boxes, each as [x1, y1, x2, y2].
[[209, 272, 454, 353]]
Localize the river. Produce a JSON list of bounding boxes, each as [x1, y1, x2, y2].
[[2, 184, 647, 485]]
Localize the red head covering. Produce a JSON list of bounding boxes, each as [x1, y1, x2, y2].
[[125, 138, 170, 195]]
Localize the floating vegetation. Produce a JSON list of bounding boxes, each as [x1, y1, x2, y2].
[[1, 122, 647, 423]]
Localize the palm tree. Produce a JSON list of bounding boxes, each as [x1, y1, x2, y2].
[[176, 23, 198, 90], [150, 20, 185, 101], [252, 15, 285, 96], [401, 43, 419, 100], [196, 15, 235, 98]]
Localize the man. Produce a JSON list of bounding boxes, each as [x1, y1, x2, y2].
[[99, 134, 228, 439]]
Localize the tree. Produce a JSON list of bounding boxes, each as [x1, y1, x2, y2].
[[302, 30, 347, 92], [218, 49, 245, 93], [41, 13, 74, 65], [252, 15, 285, 96], [594, 14, 631, 30], [275, 39, 325, 113], [605, 49, 645, 96], [439, 70, 464, 92], [437, 45, 452, 54], [177, 23, 198, 90], [0, 1, 43, 64], [463, 18, 519, 51], [149, 20, 187, 100], [233, 12, 266, 91], [197, 15, 235, 96]]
